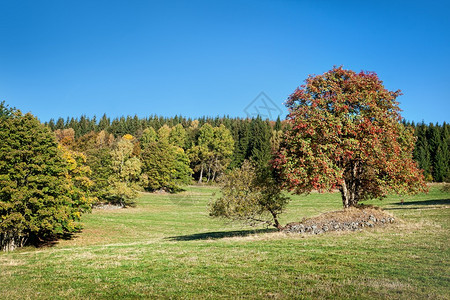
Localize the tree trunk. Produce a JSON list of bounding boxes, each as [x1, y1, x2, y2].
[[206, 165, 211, 182], [198, 164, 204, 183], [339, 181, 350, 208], [1, 231, 28, 252], [339, 162, 362, 208], [340, 179, 359, 208], [268, 209, 284, 231], [211, 157, 218, 182], [212, 168, 217, 182], [272, 218, 284, 231]]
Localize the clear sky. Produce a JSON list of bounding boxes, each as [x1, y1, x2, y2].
[[1, 0, 449, 123]]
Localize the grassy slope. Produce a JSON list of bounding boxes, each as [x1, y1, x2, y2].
[[0, 186, 449, 299]]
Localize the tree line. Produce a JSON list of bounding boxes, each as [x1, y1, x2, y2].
[[1, 103, 285, 250], [44, 114, 448, 183], [405, 121, 450, 182], [48, 115, 285, 203]]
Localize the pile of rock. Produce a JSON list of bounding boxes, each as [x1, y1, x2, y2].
[[283, 207, 395, 235], [93, 203, 124, 210]]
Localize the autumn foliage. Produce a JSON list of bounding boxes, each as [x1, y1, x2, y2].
[[274, 67, 426, 207]]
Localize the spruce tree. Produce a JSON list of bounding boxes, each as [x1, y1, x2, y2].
[[249, 116, 272, 171]]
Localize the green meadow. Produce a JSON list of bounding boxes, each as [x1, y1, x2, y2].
[[1, 185, 449, 299]]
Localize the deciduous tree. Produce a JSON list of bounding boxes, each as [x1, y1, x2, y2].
[[209, 160, 289, 230], [274, 67, 426, 208], [107, 136, 143, 206]]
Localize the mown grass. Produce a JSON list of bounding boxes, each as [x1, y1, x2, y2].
[[0, 185, 449, 299]]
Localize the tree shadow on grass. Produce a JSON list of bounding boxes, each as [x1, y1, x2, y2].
[[385, 198, 450, 210], [166, 228, 277, 241], [31, 232, 77, 249]]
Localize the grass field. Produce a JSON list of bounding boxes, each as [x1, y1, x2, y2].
[[1, 185, 449, 299]]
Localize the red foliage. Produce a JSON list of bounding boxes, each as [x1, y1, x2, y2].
[[274, 67, 426, 207]]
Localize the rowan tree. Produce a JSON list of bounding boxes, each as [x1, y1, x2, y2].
[[274, 67, 426, 208]]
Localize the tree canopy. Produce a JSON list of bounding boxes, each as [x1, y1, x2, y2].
[[274, 67, 426, 207], [0, 110, 91, 251]]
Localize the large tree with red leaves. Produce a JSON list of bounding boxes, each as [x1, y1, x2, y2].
[[274, 67, 426, 208]]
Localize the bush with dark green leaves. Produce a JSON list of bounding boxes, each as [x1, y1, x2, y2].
[[0, 103, 91, 251]]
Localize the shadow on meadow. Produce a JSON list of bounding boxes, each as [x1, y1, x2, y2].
[[386, 198, 450, 210], [166, 228, 277, 241]]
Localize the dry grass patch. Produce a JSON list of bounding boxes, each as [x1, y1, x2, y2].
[[299, 207, 395, 225]]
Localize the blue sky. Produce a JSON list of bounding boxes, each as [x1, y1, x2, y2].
[[0, 0, 449, 123]]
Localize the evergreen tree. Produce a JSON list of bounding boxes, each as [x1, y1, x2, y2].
[[0, 110, 91, 251], [230, 120, 250, 169], [249, 116, 272, 171], [0, 101, 14, 118], [47, 118, 56, 130], [434, 146, 447, 182], [98, 114, 110, 131], [55, 117, 65, 130], [274, 116, 282, 131]]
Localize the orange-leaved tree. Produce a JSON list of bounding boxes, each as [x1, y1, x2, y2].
[[273, 67, 426, 208]]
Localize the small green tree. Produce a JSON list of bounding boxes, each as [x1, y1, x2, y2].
[[209, 161, 289, 230], [141, 139, 192, 192], [107, 136, 143, 206], [140, 127, 157, 149], [169, 124, 187, 149]]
